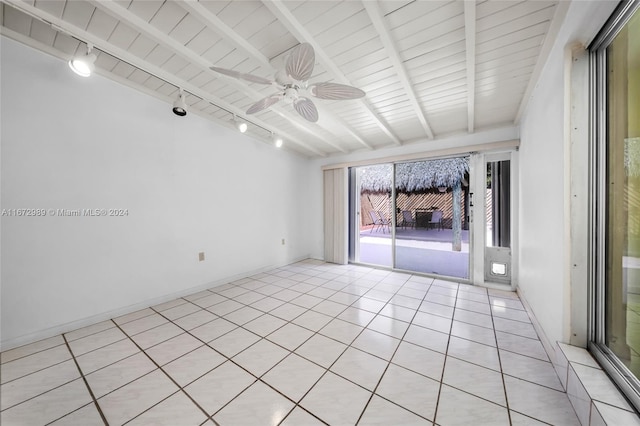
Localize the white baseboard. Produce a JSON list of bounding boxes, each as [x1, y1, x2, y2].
[[516, 285, 559, 366]]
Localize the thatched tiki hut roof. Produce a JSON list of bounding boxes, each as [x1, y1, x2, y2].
[[360, 158, 469, 193], [359, 158, 469, 252]]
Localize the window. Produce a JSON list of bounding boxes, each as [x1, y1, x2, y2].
[[591, 0, 640, 410]]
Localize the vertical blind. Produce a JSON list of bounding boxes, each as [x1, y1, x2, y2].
[[323, 168, 348, 264]]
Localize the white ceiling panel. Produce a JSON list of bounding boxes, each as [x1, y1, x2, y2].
[[1, 0, 565, 157]]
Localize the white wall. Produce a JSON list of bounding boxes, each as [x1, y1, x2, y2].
[[0, 37, 313, 349], [518, 1, 617, 351]]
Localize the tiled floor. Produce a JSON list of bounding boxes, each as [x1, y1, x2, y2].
[[0, 259, 580, 425]]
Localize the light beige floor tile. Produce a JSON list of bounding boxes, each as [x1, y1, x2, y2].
[[232, 338, 289, 377], [456, 298, 492, 315], [450, 321, 497, 346], [367, 315, 409, 339], [447, 336, 501, 371], [403, 324, 449, 354], [418, 301, 455, 318], [311, 300, 347, 317], [291, 294, 324, 309], [128, 391, 207, 426], [163, 345, 225, 387], [223, 306, 264, 326], [98, 370, 178, 425], [319, 318, 364, 345], [375, 363, 439, 421], [379, 304, 416, 322], [67, 327, 127, 356], [337, 306, 376, 326], [250, 296, 286, 313], [113, 308, 155, 325], [243, 314, 286, 337], [119, 314, 168, 336], [457, 290, 489, 303], [491, 305, 531, 323], [191, 293, 228, 309], [496, 332, 548, 361], [1, 335, 66, 364], [504, 376, 580, 425], [0, 379, 92, 426], [442, 356, 506, 406], [267, 323, 314, 351], [64, 321, 115, 343], [173, 309, 217, 331], [233, 290, 266, 305], [453, 309, 494, 329], [75, 338, 139, 374], [328, 291, 361, 305], [509, 411, 549, 425], [352, 329, 400, 361], [85, 352, 156, 398], [392, 341, 445, 381], [184, 361, 255, 415], [269, 303, 307, 321], [184, 290, 215, 302], [292, 310, 333, 332], [412, 311, 453, 334], [206, 299, 244, 317], [190, 317, 237, 342], [213, 380, 294, 426], [423, 292, 456, 307], [160, 302, 201, 321], [1, 345, 72, 384], [152, 298, 188, 312], [272, 288, 304, 302], [330, 347, 388, 391], [130, 323, 184, 349], [359, 395, 431, 426], [280, 407, 325, 426], [209, 327, 261, 357], [146, 333, 203, 366], [435, 385, 510, 426], [351, 297, 386, 313], [295, 333, 347, 368], [500, 350, 563, 391], [1, 359, 79, 409], [48, 403, 104, 426], [262, 353, 325, 402], [490, 296, 525, 311], [300, 371, 371, 425], [389, 294, 422, 310]]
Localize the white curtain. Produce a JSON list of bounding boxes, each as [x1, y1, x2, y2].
[[323, 168, 348, 264]]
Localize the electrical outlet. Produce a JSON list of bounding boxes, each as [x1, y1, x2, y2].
[[198, 252, 205, 261], [281, 239, 285, 245]]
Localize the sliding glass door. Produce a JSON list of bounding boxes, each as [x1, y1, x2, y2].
[[350, 157, 470, 280]]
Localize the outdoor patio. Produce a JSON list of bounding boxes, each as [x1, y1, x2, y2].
[[358, 227, 470, 279]]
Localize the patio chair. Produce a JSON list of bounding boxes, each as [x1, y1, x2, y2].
[[429, 210, 443, 231], [401, 210, 415, 229], [368, 210, 390, 233]]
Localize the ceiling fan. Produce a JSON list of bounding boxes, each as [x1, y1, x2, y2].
[[210, 43, 366, 123]]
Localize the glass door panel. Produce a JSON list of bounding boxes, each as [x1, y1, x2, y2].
[[355, 164, 393, 267], [394, 158, 470, 279]]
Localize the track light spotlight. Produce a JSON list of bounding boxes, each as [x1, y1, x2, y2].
[[272, 133, 283, 148], [68, 43, 96, 77], [172, 89, 187, 116], [232, 116, 248, 133]]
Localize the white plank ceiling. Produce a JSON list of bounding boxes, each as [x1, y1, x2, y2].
[[1, 0, 564, 157]]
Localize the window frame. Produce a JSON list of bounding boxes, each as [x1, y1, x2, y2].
[[589, 0, 640, 411]]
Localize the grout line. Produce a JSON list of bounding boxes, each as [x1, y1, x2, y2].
[[354, 278, 435, 425], [488, 288, 513, 425], [431, 282, 459, 425], [61, 334, 109, 426], [110, 319, 220, 426]]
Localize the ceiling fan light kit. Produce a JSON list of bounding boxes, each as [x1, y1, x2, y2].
[[210, 43, 366, 123]]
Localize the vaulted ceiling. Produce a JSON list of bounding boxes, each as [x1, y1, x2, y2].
[[0, 0, 566, 157]]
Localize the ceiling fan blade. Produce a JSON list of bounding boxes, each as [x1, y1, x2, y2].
[[309, 82, 366, 100], [293, 98, 319, 123], [246, 95, 282, 115], [286, 43, 315, 81], [210, 66, 273, 85]]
